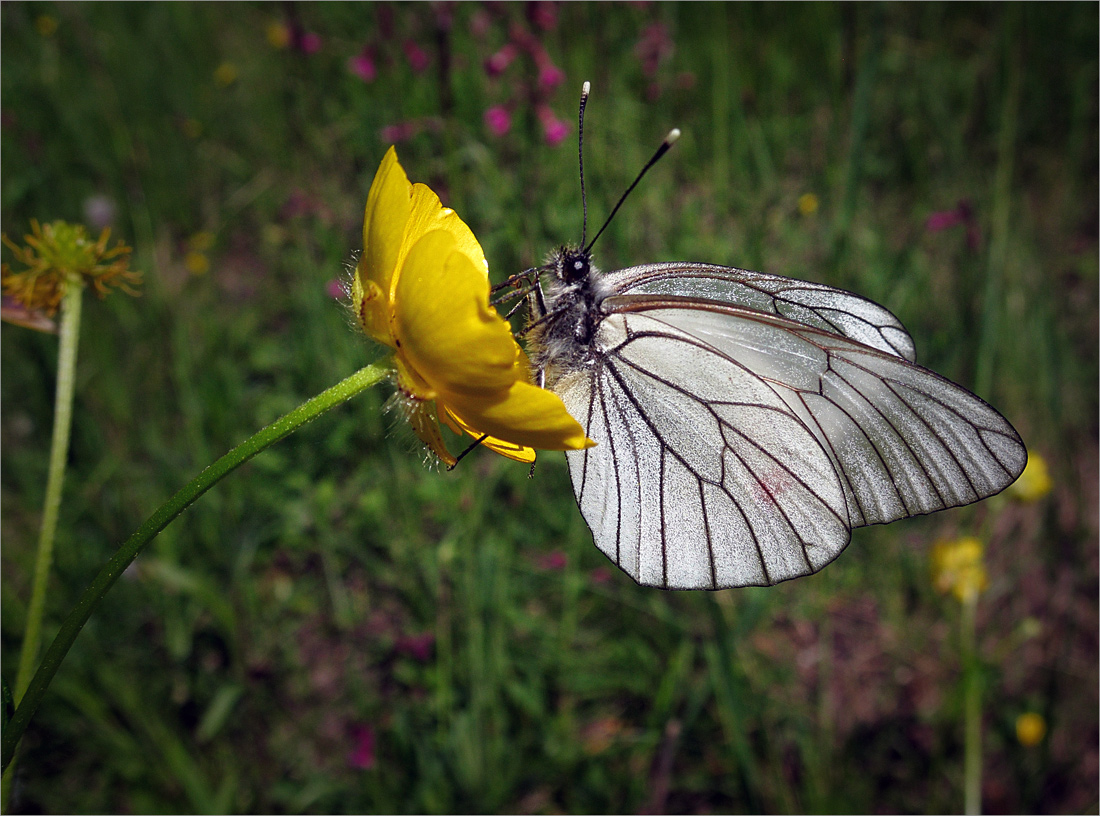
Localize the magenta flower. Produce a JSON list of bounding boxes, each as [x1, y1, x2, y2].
[[528, 2, 559, 31], [536, 550, 568, 571], [380, 120, 420, 143], [299, 31, 322, 54], [484, 105, 512, 137], [403, 39, 430, 73], [326, 278, 346, 300], [538, 63, 565, 92], [394, 632, 435, 662], [538, 106, 570, 146], [477, 7, 570, 149], [347, 725, 376, 770], [926, 200, 981, 251], [348, 51, 376, 82], [926, 210, 965, 232], [485, 43, 519, 76], [589, 567, 614, 585]]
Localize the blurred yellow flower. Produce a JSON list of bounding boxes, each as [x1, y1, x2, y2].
[[1, 220, 140, 326], [1015, 712, 1046, 747], [930, 536, 988, 604], [189, 231, 215, 252], [798, 192, 819, 216], [351, 147, 594, 465], [266, 21, 291, 49], [1007, 453, 1052, 503], [214, 62, 239, 88], [35, 14, 58, 37], [184, 251, 209, 276]]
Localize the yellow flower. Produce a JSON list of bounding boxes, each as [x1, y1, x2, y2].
[[351, 147, 594, 465], [214, 62, 239, 88], [35, 14, 58, 37], [189, 231, 215, 252], [184, 251, 209, 276], [1007, 452, 1052, 503], [266, 21, 291, 49], [930, 536, 988, 603], [1015, 712, 1046, 747], [798, 192, 819, 216]]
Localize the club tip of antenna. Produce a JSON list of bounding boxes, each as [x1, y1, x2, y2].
[[666, 128, 682, 145], [582, 80, 591, 96]]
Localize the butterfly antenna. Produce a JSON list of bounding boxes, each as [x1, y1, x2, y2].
[[578, 80, 591, 249], [585, 127, 681, 254]]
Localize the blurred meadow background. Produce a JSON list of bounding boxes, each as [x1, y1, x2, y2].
[[2, 3, 1097, 813]]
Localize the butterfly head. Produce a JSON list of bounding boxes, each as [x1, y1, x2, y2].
[[554, 245, 593, 284]]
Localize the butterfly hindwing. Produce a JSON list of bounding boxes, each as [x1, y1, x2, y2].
[[556, 309, 852, 590]]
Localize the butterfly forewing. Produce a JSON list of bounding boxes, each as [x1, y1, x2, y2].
[[604, 263, 918, 361]]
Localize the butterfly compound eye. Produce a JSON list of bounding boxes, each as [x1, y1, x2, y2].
[[560, 251, 590, 283]]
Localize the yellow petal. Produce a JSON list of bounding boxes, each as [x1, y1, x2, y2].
[[406, 184, 488, 280], [444, 378, 595, 452], [395, 230, 518, 395], [442, 407, 537, 463], [353, 146, 412, 345]]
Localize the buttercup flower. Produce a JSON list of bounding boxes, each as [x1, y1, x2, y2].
[[1007, 452, 1052, 503], [351, 147, 593, 465], [798, 193, 819, 216], [1015, 712, 1046, 747], [930, 536, 988, 604]]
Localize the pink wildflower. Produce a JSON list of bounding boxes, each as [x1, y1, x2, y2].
[[538, 63, 565, 92], [536, 550, 568, 571], [926, 200, 981, 251], [347, 725, 376, 770], [589, 567, 614, 585], [538, 106, 570, 146], [528, 2, 559, 31], [635, 22, 673, 77], [299, 31, 322, 54], [394, 632, 435, 662], [380, 120, 420, 143], [485, 43, 519, 76], [326, 279, 346, 300], [403, 40, 430, 73], [484, 106, 512, 137], [348, 52, 376, 82]]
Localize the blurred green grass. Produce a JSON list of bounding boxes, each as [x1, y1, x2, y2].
[[2, 3, 1096, 813]]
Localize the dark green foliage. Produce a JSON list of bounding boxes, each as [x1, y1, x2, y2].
[[2, 3, 1096, 813]]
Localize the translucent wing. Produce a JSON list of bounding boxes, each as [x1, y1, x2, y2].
[[604, 262, 917, 361], [555, 299, 1026, 590]]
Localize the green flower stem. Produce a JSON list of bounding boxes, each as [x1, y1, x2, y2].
[[962, 594, 982, 815], [1, 362, 388, 772], [12, 282, 84, 704]]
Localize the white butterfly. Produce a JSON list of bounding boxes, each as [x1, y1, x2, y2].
[[527, 254, 1027, 590], [521, 89, 1027, 590]]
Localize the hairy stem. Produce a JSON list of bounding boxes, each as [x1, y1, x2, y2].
[[3, 282, 84, 806]]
